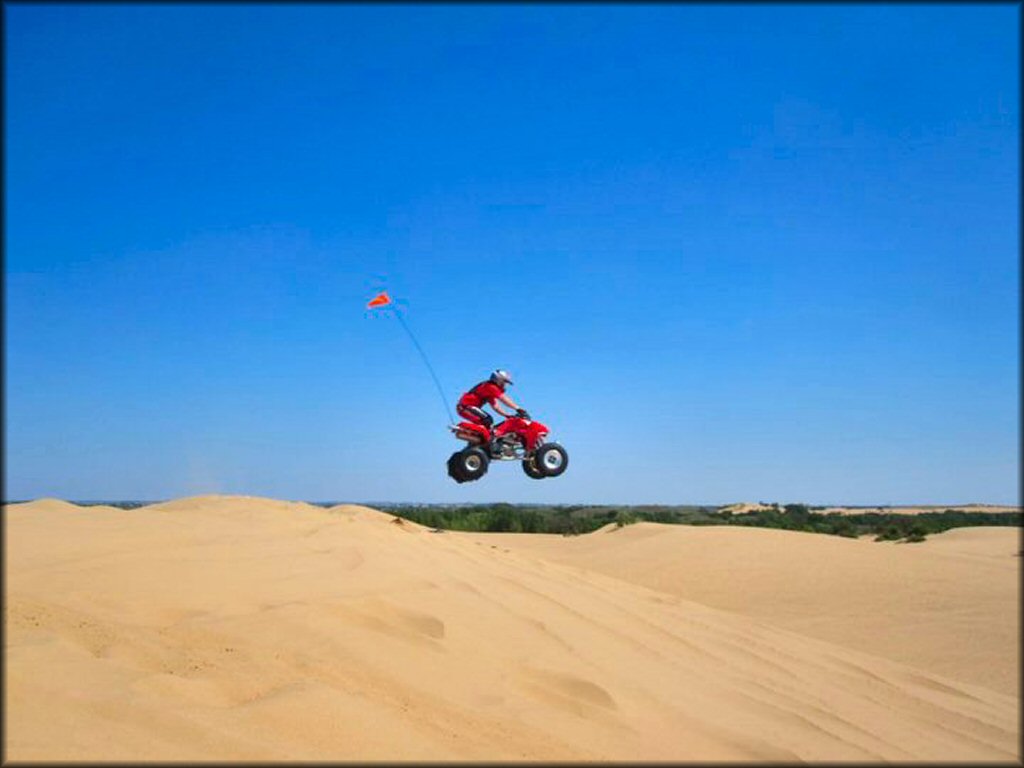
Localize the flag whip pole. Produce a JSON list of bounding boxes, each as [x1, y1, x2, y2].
[[391, 307, 455, 424]]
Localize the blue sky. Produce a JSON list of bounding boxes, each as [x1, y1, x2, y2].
[[4, 3, 1019, 505]]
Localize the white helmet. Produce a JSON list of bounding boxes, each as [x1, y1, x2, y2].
[[490, 369, 513, 387]]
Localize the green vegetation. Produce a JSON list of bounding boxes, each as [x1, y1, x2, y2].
[[709, 505, 1020, 542], [374, 504, 718, 535], [77, 501, 151, 509], [374, 503, 1022, 542]]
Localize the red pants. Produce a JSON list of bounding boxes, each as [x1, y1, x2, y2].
[[457, 403, 493, 430]]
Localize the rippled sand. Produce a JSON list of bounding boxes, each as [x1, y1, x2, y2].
[[4, 496, 1019, 761]]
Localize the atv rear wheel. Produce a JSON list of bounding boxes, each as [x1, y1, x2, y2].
[[447, 447, 489, 483], [447, 451, 467, 483], [534, 443, 568, 477]]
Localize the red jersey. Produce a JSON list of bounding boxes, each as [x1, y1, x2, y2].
[[458, 381, 503, 408]]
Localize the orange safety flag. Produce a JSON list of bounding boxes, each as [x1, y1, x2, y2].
[[367, 291, 391, 308]]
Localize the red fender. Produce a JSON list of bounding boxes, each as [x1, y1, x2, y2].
[[493, 417, 549, 452]]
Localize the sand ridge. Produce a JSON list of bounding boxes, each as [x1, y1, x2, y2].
[[4, 496, 1019, 761], [470, 522, 1021, 695]]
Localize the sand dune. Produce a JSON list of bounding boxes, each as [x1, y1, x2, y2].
[[475, 522, 1021, 696], [916, 525, 1023, 560], [4, 496, 1019, 761]]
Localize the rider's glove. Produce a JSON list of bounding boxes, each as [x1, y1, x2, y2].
[[517, 408, 530, 419]]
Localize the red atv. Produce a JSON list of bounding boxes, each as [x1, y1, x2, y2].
[[447, 412, 569, 483]]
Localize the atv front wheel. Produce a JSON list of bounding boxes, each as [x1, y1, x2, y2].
[[534, 443, 568, 477], [448, 447, 489, 483], [522, 457, 546, 479]]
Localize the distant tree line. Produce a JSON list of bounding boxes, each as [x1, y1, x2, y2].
[[374, 504, 719, 535], [720, 504, 1022, 542], [80, 501, 151, 509], [33, 500, 1020, 544], [376, 503, 1022, 543]]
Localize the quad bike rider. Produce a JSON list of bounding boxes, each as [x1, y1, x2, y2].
[[448, 369, 569, 483], [456, 369, 526, 455]]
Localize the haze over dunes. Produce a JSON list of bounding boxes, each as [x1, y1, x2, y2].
[[4, 496, 1019, 761]]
